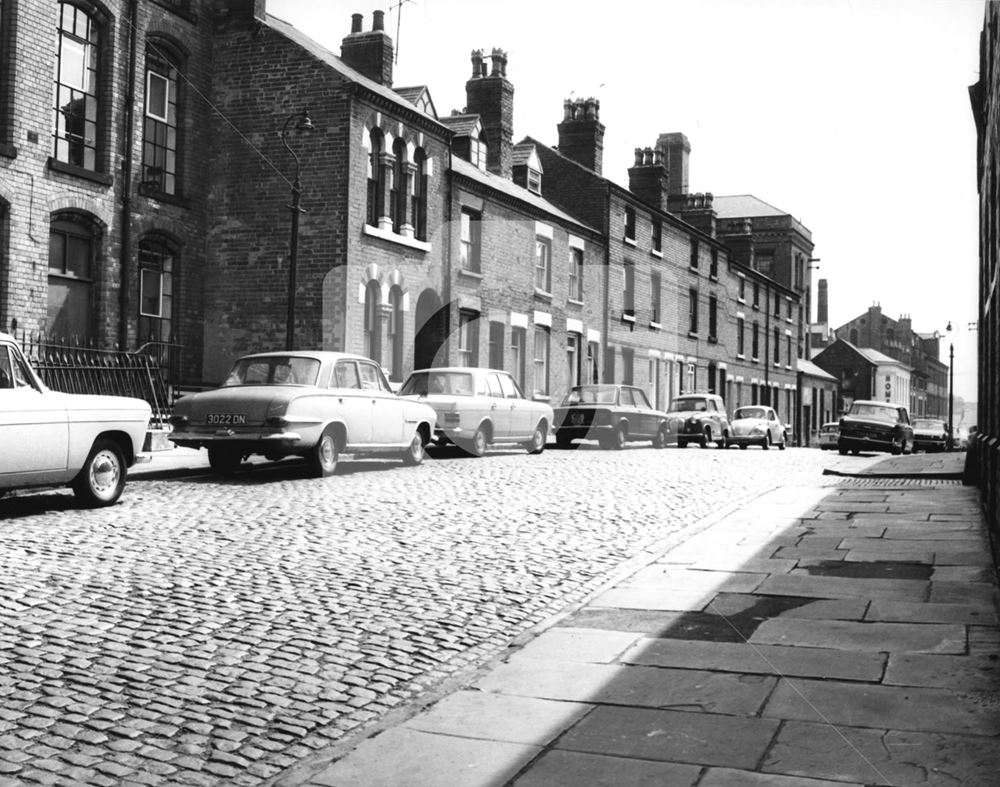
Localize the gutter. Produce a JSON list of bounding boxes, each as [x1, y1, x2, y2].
[[119, 0, 139, 348]]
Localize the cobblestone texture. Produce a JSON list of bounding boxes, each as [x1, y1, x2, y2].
[[0, 447, 856, 785]]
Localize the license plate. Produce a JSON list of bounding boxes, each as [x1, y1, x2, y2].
[[571, 413, 584, 425], [207, 413, 247, 426]]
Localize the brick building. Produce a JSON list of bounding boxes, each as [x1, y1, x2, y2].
[[832, 304, 948, 417], [968, 0, 1000, 563], [811, 338, 913, 413]]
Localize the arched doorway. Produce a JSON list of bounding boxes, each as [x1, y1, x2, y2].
[[414, 289, 448, 370]]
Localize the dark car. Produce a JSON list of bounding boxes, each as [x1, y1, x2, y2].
[[666, 393, 731, 449], [552, 384, 669, 450], [911, 417, 949, 453], [838, 400, 914, 456]]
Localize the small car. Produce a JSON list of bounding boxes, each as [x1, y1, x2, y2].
[[398, 367, 552, 456], [168, 351, 436, 476], [666, 393, 731, 449], [729, 405, 786, 450], [838, 400, 914, 455], [911, 417, 949, 453], [0, 332, 152, 506], [817, 421, 840, 450], [552, 384, 669, 450]]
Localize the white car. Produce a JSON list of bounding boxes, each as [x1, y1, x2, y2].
[[729, 405, 787, 450], [398, 367, 552, 456], [817, 421, 840, 450], [0, 332, 152, 506], [169, 351, 436, 476]]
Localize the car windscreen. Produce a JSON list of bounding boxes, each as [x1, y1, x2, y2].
[[223, 356, 320, 386], [848, 403, 898, 422], [735, 407, 767, 420], [562, 386, 617, 405], [399, 371, 474, 396], [670, 398, 707, 412], [913, 419, 944, 429]]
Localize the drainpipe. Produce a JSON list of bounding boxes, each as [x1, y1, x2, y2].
[[601, 183, 611, 383], [119, 0, 139, 349]]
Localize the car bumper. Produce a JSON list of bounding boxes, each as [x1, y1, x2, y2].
[[554, 424, 614, 439], [838, 434, 894, 452], [913, 438, 947, 452], [729, 434, 766, 447]]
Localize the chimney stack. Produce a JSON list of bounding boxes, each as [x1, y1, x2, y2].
[[340, 11, 394, 87], [556, 98, 605, 175], [817, 279, 829, 324], [627, 147, 669, 212], [465, 48, 514, 178], [658, 132, 690, 199]]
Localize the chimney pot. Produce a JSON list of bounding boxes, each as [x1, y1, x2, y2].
[[351, 12, 363, 33], [490, 48, 504, 76], [471, 49, 484, 78], [564, 99, 575, 121], [372, 10, 384, 30]]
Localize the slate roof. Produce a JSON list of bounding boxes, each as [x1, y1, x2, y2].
[[438, 114, 482, 137], [797, 359, 837, 381], [712, 194, 788, 218]]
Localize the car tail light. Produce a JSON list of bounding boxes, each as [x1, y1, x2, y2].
[[169, 414, 188, 427], [265, 415, 289, 428]]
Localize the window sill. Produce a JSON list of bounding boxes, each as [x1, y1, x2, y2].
[[458, 268, 483, 280], [363, 223, 431, 252], [623, 236, 637, 247], [736, 354, 746, 360], [708, 336, 718, 344], [649, 321, 661, 331], [622, 312, 636, 324], [785, 365, 793, 371], [688, 331, 699, 339], [139, 186, 191, 209], [752, 304, 760, 311], [567, 298, 584, 308], [651, 248, 663, 258], [533, 288, 553, 302], [0, 143, 17, 160], [710, 274, 719, 282], [48, 158, 114, 187], [737, 297, 746, 304], [689, 266, 699, 274], [751, 357, 760, 364]]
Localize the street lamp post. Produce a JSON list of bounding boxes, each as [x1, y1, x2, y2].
[[280, 108, 315, 351], [946, 321, 955, 450]]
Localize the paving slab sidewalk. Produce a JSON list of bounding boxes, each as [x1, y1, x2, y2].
[[278, 451, 1000, 787]]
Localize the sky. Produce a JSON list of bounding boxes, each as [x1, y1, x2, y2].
[[268, 0, 986, 401]]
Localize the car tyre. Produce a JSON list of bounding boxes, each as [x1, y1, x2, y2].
[[401, 430, 426, 466], [739, 443, 747, 450], [652, 424, 668, 449], [677, 439, 687, 449], [309, 428, 339, 477], [72, 438, 127, 507], [779, 433, 787, 451], [524, 421, 547, 455], [208, 446, 243, 475], [700, 428, 711, 449], [601, 425, 627, 450], [838, 445, 848, 456], [462, 425, 489, 457], [715, 432, 728, 450], [763, 433, 771, 451]]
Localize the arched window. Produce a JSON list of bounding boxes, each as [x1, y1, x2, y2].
[[48, 213, 98, 341], [412, 148, 427, 241], [849, 328, 858, 344], [367, 129, 384, 227], [138, 237, 175, 345], [387, 285, 404, 380], [391, 137, 407, 233], [363, 280, 382, 362], [142, 39, 181, 195], [54, 2, 103, 170]]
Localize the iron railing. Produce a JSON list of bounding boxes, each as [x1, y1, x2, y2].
[[16, 332, 182, 428]]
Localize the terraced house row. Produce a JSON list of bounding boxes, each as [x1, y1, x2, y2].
[[0, 0, 828, 441]]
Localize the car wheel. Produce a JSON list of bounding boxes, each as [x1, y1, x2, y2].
[[72, 438, 127, 507], [739, 443, 747, 450], [890, 436, 903, 456], [700, 428, 711, 449], [715, 432, 728, 450], [779, 433, 787, 451], [208, 446, 243, 475], [839, 445, 848, 456], [763, 433, 771, 451], [462, 425, 489, 457], [902, 439, 912, 456], [652, 424, 668, 449], [309, 428, 339, 477], [851, 449, 860, 455], [601, 425, 627, 450], [524, 421, 547, 455], [401, 429, 426, 466], [677, 439, 687, 449]]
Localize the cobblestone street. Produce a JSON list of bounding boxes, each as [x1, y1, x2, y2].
[[0, 447, 873, 786]]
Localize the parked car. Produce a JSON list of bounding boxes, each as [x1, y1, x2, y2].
[[168, 351, 436, 476], [552, 384, 669, 450], [0, 332, 152, 506], [398, 367, 552, 456], [729, 405, 787, 450], [838, 400, 914, 455], [911, 417, 949, 453], [952, 425, 970, 451], [666, 393, 731, 449], [817, 421, 840, 450]]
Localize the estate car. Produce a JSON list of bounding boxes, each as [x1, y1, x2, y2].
[[398, 367, 552, 456], [552, 384, 669, 450], [838, 400, 914, 456], [0, 332, 152, 506], [169, 351, 436, 476]]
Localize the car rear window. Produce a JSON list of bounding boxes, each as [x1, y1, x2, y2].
[[913, 419, 944, 429], [848, 403, 899, 422], [671, 397, 708, 412], [563, 386, 617, 405], [735, 407, 767, 419], [400, 371, 474, 396], [225, 356, 320, 386]]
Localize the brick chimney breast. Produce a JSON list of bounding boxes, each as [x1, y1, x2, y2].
[[465, 48, 514, 178], [627, 145, 669, 212], [341, 12, 394, 87], [556, 97, 605, 175]]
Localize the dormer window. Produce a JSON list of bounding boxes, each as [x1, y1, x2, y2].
[[527, 167, 541, 195]]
